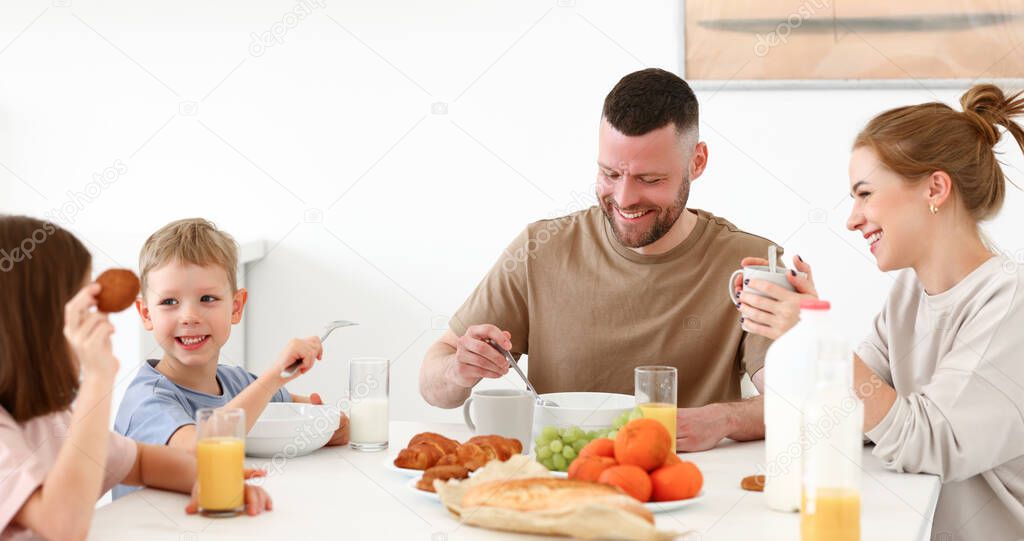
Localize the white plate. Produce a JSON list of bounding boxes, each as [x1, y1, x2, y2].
[[645, 490, 705, 513], [406, 477, 440, 500], [388, 462, 427, 477]]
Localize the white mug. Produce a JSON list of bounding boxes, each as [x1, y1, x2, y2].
[[727, 265, 803, 304], [462, 389, 534, 452]]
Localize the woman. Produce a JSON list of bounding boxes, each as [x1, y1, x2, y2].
[[737, 84, 1024, 540]]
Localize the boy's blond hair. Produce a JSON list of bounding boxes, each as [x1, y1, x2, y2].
[[139, 218, 239, 296]]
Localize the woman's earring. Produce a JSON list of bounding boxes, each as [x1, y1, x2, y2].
[[929, 203, 939, 215]]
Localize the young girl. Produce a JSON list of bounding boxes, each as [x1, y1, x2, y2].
[[0, 216, 272, 540], [737, 85, 1024, 538]]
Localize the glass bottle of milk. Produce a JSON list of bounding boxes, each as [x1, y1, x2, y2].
[[801, 352, 863, 541], [764, 299, 834, 512]]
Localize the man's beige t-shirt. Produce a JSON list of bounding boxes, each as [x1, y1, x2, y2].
[[450, 206, 778, 407]]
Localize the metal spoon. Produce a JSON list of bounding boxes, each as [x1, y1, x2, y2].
[[486, 339, 558, 407], [280, 320, 358, 378]]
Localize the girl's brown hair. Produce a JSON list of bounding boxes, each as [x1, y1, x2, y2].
[[854, 84, 1024, 221], [0, 216, 91, 422]]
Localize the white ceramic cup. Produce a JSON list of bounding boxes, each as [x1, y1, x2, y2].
[[462, 389, 534, 452], [727, 265, 802, 304]]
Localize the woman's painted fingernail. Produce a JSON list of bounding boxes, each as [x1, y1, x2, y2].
[[739, 317, 745, 323], [735, 302, 741, 308], [735, 290, 740, 298], [743, 279, 749, 285], [797, 254, 804, 263], [790, 269, 797, 276]]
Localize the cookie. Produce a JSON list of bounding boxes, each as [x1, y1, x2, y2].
[[740, 474, 765, 492], [96, 268, 140, 313]]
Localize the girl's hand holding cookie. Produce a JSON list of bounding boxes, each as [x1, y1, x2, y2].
[[64, 282, 119, 381]]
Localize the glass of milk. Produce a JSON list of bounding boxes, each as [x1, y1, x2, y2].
[[349, 357, 389, 451]]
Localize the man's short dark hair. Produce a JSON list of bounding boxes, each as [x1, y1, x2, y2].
[[602, 68, 699, 137]]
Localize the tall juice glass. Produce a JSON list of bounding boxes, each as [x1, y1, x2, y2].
[[635, 366, 678, 453], [196, 407, 245, 517]]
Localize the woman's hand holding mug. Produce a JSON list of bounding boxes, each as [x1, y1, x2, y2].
[[731, 255, 818, 340]]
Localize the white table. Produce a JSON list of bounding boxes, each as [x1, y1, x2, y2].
[[89, 421, 940, 540]]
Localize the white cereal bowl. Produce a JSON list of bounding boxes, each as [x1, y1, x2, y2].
[[245, 403, 341, 458], [532, 392, 634, 435]]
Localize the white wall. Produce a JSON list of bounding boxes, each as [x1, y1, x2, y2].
[[2, 0, 1022, 425]]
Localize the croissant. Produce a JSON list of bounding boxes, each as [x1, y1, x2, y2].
[[394, 432, 461, 470], [416, 465, 470, 492], [394, 442, 447, 470], [436, 443, 492, 471], [409, 432, 460, 455], [466, 435, 523, 460], [395, 432, 523, 471]]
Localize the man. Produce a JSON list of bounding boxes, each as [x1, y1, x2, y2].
[[419, 68, 779, 451]]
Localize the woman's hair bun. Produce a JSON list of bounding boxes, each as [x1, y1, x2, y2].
[[960, 84, 1024, 147]]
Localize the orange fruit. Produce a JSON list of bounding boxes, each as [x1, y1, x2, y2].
[[663, 452, 682, 466], [649, 462, 703, 502], [598, 464, 653, 502], [614, 418, 671, 472], [568, 455, 617, 482], [578, 438, 615, 460]]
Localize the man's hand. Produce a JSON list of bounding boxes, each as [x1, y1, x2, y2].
[[185, 469, 272, 516], [445, 324, 512, 388], [676, 404, 731, 452], [309, 393, 350, 446]]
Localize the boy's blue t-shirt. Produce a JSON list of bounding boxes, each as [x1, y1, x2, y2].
[[112, 358, 290, 498]]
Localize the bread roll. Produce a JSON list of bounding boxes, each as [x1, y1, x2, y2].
[[434, 456, 687, 541], [464, 478, 652, 520]]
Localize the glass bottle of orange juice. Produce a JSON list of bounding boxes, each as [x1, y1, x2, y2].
[[196, 408, 246, 517], [635, 366, 678, 453], [800, 351, 863, 541]]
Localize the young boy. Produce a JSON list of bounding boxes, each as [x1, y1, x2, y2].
[[113, 218, 348, 498]]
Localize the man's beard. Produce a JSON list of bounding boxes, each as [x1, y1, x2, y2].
[[600, 176, 690, 249]]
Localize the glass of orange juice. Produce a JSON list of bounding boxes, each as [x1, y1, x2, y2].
[[196, 407, 246, 517], [634, 366, 678, 453]]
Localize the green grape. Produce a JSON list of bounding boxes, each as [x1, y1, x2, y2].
[[535, 435, 551, 449], [536, 446, 553, 460], [549, 439, 564, 453], [606, 430, 618, 440], [628, 407, 644, 422], [541, 457, 555, 470], [572, 439, 587, 452], [561, 432, 577, 445], [585, 430, 599, 440], [552, 453, 567, 471], [612, 412, 628, 429], [562, 446, 577, 460], [541, 426, 559, 441]]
